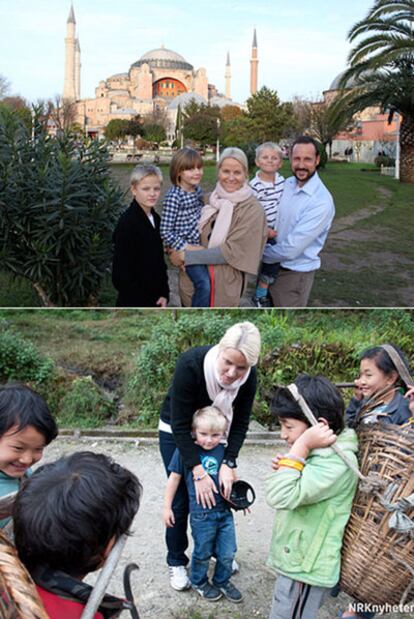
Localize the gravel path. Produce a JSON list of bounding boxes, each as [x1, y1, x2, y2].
[[41, 438, 410, 619]]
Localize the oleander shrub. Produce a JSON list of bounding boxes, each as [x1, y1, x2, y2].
[[0, 106, 124, 306]]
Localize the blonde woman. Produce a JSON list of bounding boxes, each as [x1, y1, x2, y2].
[[170, 148, 267, 307], [158, 322, 261, 590]]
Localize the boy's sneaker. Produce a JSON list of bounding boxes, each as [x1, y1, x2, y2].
[[251, 295, 272, 308], [192, 582, 222, 601], [168, 566, 190, 591], [218, 581, 243, 603]]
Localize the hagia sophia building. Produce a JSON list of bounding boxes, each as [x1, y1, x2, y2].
[[62, 3, 397, 161], [63, 4, 259, 141]]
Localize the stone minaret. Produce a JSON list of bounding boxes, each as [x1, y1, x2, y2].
[[75, 38, 81, 100], [225, 51, 231, 99], [250, 28, 258, 95], [63, 4, 77, 101]]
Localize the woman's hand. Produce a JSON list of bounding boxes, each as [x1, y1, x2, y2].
[[163, 506, 175, 528], [156, 297, 168, 308], [193, 465, 217, 509], [169, 249, 185, 269], [219, 463, 236, 501]]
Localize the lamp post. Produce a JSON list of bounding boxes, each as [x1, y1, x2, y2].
[[395, 113, 400, 180], [216, 117, 221, 162]]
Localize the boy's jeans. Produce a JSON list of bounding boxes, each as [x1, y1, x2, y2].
[[186, 265, 210, 307], [190, 510, 236, 587]]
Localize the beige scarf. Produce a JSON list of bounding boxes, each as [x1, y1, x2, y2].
[[203, 345, 251, 437], [198, 182, 253, 248]]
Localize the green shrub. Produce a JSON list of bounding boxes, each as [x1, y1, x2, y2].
[[0, 324, 54, 384], [0, 107, 124, 306], [317, 141, 328, 169], [374, 154, 395, 168], [58, 376, 115, 427]]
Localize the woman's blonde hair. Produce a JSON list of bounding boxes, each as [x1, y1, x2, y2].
[[192, 406, 227, 433], [218, 321, 261, 367], [218, 147, 249, 177]]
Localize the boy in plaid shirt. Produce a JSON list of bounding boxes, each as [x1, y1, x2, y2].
[[161, 148, 210, 307]]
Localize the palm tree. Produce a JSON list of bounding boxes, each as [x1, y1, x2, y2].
[[334, 0, 414, 183]]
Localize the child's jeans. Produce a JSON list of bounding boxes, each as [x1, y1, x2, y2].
[[190, 510, 236, 587], [258, 260, 280, 286], [186, 265, 210, 307]]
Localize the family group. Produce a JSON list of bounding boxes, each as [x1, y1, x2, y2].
[[0, 321, 412, 619], [112, 136, 335, 308]]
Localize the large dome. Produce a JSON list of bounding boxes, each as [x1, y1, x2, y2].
[[131, 47, 193, 71], [329, 69, 374, 91]]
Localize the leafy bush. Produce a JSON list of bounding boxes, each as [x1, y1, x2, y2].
[[0, 107, 124, 306], [58, 376, 115, 427], [374, 154, 395, 168], [239, 142, 259, 171], [0, 323, 54, 384]]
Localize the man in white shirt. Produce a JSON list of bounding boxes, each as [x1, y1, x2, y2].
[[263, 136, 335, 307]]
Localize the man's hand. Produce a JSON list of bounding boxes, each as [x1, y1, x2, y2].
[[169, 249, 185, 268], [163, 506, 175, 528], [156, 297, 168, 308]]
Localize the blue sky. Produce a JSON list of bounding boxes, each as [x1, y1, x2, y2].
[[1, 0, 375, 104]]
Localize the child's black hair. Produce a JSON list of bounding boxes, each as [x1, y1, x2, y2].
[[271, 374, 345, 434], [14, 451, 142, 577], [0, 383, 58, 444], [360, 345, 410, 388]]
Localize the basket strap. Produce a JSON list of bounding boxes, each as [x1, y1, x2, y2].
[[380, 344, 414, 387], [287, 383, 365, 481]]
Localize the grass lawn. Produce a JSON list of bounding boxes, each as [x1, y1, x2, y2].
[[1, 161, 413, 307]]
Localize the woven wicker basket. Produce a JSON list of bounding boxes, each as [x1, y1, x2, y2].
[[0, 532, 48, 619], [340, 422, 414, 606]]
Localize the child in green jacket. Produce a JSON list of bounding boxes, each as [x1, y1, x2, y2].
[[265, 374, 359, 619]]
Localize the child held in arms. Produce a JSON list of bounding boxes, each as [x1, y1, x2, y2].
[[249, 142, 285, 307]]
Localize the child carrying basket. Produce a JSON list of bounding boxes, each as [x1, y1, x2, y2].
[[339, 344, 414, 619]]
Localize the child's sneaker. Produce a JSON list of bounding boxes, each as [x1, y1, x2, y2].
[[168, 565, 190, 591], [251, 294, 272, 308], [218, 580, 243, 603], [192, 582, 222, 601]]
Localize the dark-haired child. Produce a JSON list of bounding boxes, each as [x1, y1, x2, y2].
[[160, 147, 210, 307], [14, 451, 142, 619], [346, 345, 412, 428], [340, 345, 412, 619], [0, 383, 58, 527], [265, 374, 359, 619]]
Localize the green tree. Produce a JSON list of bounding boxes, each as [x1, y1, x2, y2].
[[246, 86, 296, 142], [221, 115, 255, 148], [334, 0, 414, 183], [142, 122, 166, 143], [182, 103, 221, 146], [126, 115, 142, 138], [0, 107, 124, 306], [104, 118, 129, 142]]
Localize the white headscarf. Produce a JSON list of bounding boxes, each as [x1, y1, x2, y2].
[[203, 344, 251, 437]]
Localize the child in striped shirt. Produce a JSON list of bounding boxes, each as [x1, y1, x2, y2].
[[160, 148, 210, 307], [249, 142, 285, 307]]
